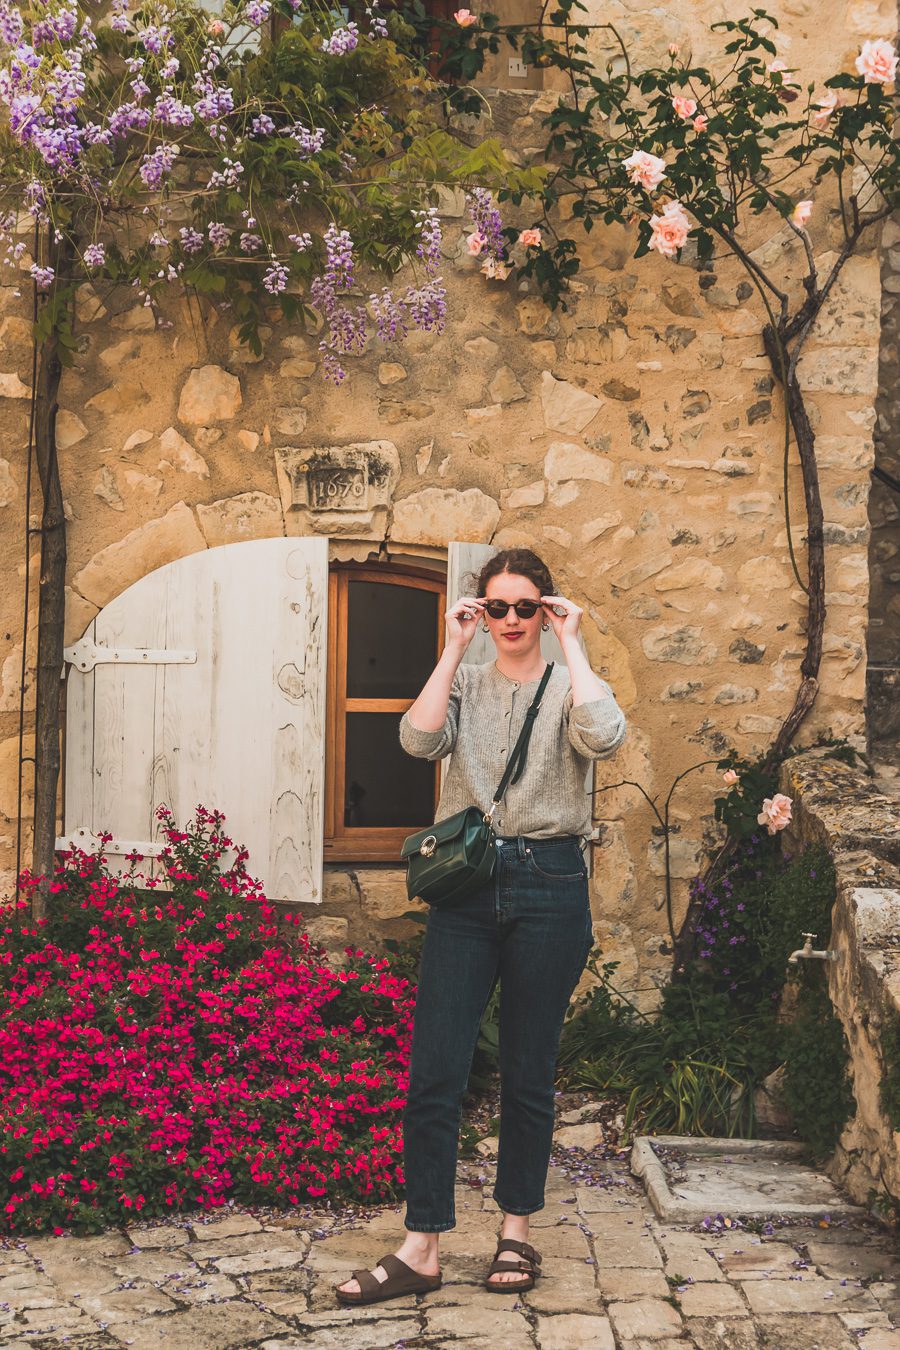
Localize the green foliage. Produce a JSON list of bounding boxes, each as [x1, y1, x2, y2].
[[558, 833, 851, 1151], [781, 980, 854, 1158], [879, 1007, 900, 1131], [558, 957, 778, 1138]]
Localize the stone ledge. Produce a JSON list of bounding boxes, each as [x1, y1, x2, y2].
[[778, 750, 900, 1210]]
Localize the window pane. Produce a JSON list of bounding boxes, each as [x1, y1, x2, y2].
[[345, 713, 435, 828], [346, 581, 439, 699]]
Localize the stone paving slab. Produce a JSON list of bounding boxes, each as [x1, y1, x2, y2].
[[0, 1156, 897, 1348]]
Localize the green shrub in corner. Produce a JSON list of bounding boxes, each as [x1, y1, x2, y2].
[[781, 980, 855, 1158], [879, 1006, 900, 1131]]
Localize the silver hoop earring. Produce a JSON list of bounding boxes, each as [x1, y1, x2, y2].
[[541, 622, 550, 631], [482, 623, 490, 633]]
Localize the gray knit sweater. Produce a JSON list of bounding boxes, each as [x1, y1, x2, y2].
[[399, 661, 627, 839]]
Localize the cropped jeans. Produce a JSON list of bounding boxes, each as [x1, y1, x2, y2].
[[402, 834, 594, 1233]]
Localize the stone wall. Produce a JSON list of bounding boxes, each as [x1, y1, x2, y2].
[[0, 0, 895, 1002], [868, 206, 900, 753], [778, 752, 900, 1208]]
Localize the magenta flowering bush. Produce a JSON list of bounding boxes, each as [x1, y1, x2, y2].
[[0, 806, 416, 1235]]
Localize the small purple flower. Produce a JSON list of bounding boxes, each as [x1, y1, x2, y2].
[[83, 243, 105, 268], [244, 0, 271, 24], [290, 122, 326, 156], [288, 231, 313, 251], [139, 141, 179, 189], [240, 232, 262, 253], [0, 4, 24, 45], [207, 157, 242, 189], [250, 113, 275, 136], [369, 287, 408, 343], [263, 260, 289, 294], [208, 221, 230, 249], [322, 21, 358, 55], [30, 262, 54, 289], [179, 227, 204, 254], [467, 187, 507, 262]]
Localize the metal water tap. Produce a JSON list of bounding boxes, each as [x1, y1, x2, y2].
[[788, 932, 838, 964]]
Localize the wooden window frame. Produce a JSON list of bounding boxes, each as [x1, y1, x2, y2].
[[324, 563, 446, 862]]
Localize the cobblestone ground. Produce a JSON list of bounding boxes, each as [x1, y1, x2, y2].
[[1, 1158, 899, 1349]]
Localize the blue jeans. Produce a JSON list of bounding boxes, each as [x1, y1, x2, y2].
[[402, 834, 593, 1233]]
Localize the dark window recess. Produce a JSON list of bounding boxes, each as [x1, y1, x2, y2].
[[345, 713, 436, 828], [347, 580, 439, 699]]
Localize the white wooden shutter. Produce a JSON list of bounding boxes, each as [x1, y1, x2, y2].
[[60, 537, 328, 904]]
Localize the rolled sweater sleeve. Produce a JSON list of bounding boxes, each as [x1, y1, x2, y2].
[[565, 681, 627, 760], [399, 667, 463, 761]]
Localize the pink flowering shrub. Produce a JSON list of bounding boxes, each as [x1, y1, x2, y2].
[[0, 807, 415, 1235]]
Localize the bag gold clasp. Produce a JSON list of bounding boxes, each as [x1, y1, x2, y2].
[[420, 835, 437, 858]]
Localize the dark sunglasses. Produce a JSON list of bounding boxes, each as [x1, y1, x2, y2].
[[483, 599, 542, 620]]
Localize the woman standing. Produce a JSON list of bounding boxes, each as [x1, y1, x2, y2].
[[335, 548, 627, 1306]]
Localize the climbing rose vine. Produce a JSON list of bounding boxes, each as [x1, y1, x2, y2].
[[0, 808, 417, 1234]]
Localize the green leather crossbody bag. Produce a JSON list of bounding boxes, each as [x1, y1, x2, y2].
[[400, 663, 553, 908]]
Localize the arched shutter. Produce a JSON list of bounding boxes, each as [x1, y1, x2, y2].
[[59, 537, 328, 903]]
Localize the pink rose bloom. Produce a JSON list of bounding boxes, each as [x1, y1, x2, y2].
[[790, 199, 813, 227], [623, 149, 667, 190], [466, 231, 485, 255], [454, 8, 477, 25], [766, 57, 788, 75], [757, 793, 793, 835], [812, 90, 841, 126], [692, 114, 708, 132], [207, 17, 225, 34], [722, 769, 739, 786], [672, 95, 697, 120], [518, 228, 542, 247], [856, 38, 898, 85], [647, 200, 690, 258], [668, 43, 679, 56]]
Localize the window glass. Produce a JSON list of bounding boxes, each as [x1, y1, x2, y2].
[[345, 713, 435, 827], [346, 581, 438, 699]]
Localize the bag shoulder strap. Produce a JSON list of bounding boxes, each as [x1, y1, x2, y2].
[[489, 662, 554, 812]]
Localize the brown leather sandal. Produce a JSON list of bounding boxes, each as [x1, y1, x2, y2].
[[485, 1237, 543, 1293], [334, 1252, 442, 1306]]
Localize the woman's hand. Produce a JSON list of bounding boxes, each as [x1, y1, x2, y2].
[[541, 595, 583, 645], [445, 596, 485, 652]]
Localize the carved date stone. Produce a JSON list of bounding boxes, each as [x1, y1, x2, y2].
[[275, 440, 401, 539]]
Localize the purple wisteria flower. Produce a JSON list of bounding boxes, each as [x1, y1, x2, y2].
[[288, 231, 313, 251], [322, 21, 358, 55], [240, 232, 262, 253], [369, 287, 408, 343], [466, 187, 506, 261], [406, 278, 447, 332], [0, 4, 24, 45], [207, 157, 242, 189], [83, 243, 105, 267], [244, 0, 270, 25], [30, 262, 54, 288], [290, 123, 326, 156], [263, 260, 288, 293], [139, 141, 180, 189], [250, 112, 275, 136], [109, 0, 129, 33], [153, 92, 194, 126], [415, 206, 443, 277], [179, 226, 204, 253], [365, 2, 388, 38], [208, 221, 230, 249]]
